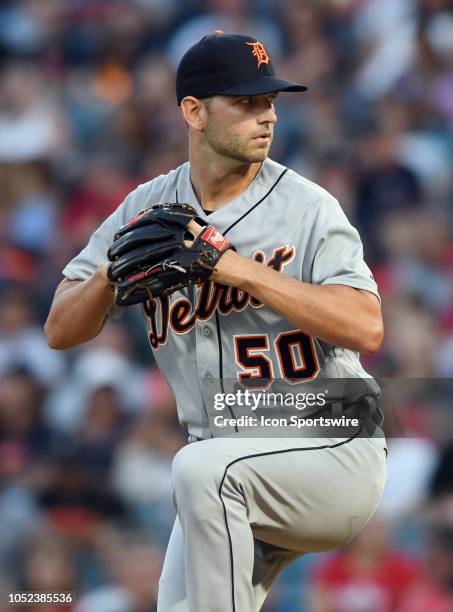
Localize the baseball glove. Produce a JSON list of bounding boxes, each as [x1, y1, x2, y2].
[[107, 203, 235, 306]]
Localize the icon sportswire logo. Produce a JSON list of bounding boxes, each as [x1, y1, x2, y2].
[[246, 41, 270, 68]]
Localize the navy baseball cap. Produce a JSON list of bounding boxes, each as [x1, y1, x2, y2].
[[176, 32, 307, 105]]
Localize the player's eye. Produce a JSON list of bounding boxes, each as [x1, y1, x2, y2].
[[239, 97, 252, 105]]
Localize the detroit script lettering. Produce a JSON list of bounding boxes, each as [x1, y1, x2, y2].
[[145, 246, 295, 350]]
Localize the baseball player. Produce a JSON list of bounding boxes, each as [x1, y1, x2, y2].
[[46, 33, 387, 612]]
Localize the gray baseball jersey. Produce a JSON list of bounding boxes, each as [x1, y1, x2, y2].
[[63, 158, 379, 440]]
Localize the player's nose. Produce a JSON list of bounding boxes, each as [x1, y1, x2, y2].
[[258, 102, 277, 126]]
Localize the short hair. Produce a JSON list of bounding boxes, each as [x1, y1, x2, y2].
[[201, 96, 213, 114]]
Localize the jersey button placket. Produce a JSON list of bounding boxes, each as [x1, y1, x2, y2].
[[197, 325, 215, 381], [196, 322, 220, 429]]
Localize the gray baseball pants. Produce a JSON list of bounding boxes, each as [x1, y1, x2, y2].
[[157, 435, 387, 612]]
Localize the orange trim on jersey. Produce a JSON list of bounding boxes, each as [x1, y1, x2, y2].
[[275, 330, 320, 385], [169, 297, 196, 336], [234, 334, 274, 390]]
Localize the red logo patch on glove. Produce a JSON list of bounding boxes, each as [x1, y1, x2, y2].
[[200, 226, 231, 252]]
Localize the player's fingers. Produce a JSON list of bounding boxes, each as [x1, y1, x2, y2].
[[186, 219, 203, 238]]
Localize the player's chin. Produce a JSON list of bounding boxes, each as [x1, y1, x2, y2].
[[254, 138, 272, 152], [247, 145, 271, 162], [233, 142, 270, 163], [253, 150, 270, 162]]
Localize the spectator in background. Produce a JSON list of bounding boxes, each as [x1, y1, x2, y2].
[[76, 384, 130, 485], [1, 161, 58, 257], [0, 365, 53, 583], [378, 409, 438, 521], [167, 0, 283, 68], [15, 532, 77, 612], [429, 442, 453, 502], [0, 286, 65, 387], [0, 367, 57, 482], [37, 444, 125, 545], [75, 535, 162, 612], [354, 129, 423, 264], [61, 155, 137, 254], [0, 62, 66, 163], [112, 413, 175, 538], [310, 515, 423, 612], [397, 503, 453, 612], [45, 321, 146, 435], [112, 382, 185, 543], [379, 293, 441, 377]]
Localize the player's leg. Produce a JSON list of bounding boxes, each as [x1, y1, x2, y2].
[[171, 435, 386, 612], [251, 538, 301, 610], [157, 494, 299, 612], [215, 436, 386, 610], [157, 517, 189, 612], [233, 436, 387, 553], [171, 439, 266, 612]]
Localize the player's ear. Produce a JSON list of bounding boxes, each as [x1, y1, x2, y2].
[[181, 96, 209, 132]]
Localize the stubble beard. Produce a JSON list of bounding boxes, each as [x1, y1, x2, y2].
[[204, 121, 272, 164]]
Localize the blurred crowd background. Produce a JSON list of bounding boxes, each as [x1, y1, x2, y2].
[[0, 0, 452, 610]]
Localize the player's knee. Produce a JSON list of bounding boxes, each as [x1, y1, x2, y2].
[[172, 445, 214, 491], [172, 444, 223, 508]]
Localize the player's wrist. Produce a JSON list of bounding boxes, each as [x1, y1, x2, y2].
[[210, 250, 249, 286], [95, 263, 116, 298]]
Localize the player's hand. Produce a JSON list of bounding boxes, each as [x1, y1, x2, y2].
[[96, 262, 111, 282], [184, 218, 204, 246], [185, 218, 248, 285], [210, 248, 247, 285], [184, 218, 242, 285], [107, 203, 236, 305]]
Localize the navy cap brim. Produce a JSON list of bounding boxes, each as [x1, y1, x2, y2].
[[217, 75, 307, 96]]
